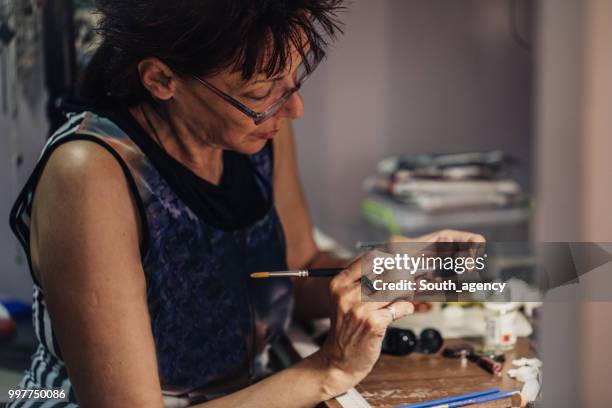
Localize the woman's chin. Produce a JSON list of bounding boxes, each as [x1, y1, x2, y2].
[[237, 138, 269, 155]]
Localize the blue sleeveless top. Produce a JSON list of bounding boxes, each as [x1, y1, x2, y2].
[[9, 110, 294, 407]]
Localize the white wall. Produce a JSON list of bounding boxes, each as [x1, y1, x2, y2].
[[294, 0, 534, 246]]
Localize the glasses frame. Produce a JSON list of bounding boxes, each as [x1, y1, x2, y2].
[[192, 56, 321, 125]]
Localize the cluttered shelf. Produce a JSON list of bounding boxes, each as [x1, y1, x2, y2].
[[360, 151, 531, 241]]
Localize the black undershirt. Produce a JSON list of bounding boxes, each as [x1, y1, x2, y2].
[[102, 107, 271, 231]]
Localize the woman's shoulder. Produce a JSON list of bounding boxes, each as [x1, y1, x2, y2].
[[29, 137, 144, 275], [34, 138, 141, 231], [33, 139, 141, 230], [41, 107, 148, 196], [43, 139, 129, 187]]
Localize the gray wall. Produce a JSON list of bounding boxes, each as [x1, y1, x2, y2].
[[533, 1, 582, 402], [293, 0, 534, 246], [535, 0, 612, 405], [0, 1, 48, 301]]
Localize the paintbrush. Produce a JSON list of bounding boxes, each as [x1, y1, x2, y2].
[[251, 269, 379, 293], [250, 268, 343, 278]]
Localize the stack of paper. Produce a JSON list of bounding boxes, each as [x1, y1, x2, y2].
[[363, 151, 526, 213]]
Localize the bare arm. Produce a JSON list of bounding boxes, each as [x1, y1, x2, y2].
[[272, 122, 320, 270], [31, 141, 344, 408], [31, 141, 164, 407], [272, 123, 349, 320]]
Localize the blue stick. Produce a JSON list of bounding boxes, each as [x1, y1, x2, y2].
[[443, 390, 518, 408], [399, 388, 501, 408]]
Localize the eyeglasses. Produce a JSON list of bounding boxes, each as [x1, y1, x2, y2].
[[192, 54, 320, 125]]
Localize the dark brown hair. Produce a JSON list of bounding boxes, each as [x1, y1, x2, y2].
[[80, 0, 344, 106]]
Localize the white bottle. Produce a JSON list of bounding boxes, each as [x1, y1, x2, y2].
[[484, 302, 519, 352]]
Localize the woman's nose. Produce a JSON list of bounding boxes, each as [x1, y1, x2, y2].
[[278, 91, 304, 119]]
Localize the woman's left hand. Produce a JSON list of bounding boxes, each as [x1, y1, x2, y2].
[[386, 229, 486, 279], [390, 229, 486, 245]]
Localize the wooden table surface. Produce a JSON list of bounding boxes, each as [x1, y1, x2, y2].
[[326, 338, 533, 408]]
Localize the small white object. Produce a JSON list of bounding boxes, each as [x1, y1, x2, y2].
[[522, 379, 541, 402], [337, 388, 372, 408], [460, 350, 469, 368], [508, 358, 542, 403], [442, 305, 464, 324], [512, 358, 542, 368], [507, 366, 538, 382]]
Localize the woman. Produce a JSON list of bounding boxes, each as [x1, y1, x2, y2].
[[9, 1, 482, 407]]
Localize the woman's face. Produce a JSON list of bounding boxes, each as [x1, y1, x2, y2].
[[170, 54, 306, 155]]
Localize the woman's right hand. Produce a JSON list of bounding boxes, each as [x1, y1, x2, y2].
[[317, 256, 414, 397]]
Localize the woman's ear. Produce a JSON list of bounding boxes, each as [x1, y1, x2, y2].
[[137, 58, 176, 101]]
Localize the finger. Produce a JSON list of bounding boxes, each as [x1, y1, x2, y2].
[[412, 231, 442, 243], [461, 235, 485, 256], [335, 283, 362, 314], [361, 276, 416, 302], [354, 300, 393, 315], [329, 262, 361, 295], [362, 250, 395, 279], [447, 231, 486, 266], [390, 300, 415, 319], [439, 229, 486, 244], [372, 301, 415, 328], [357, 296, 416, 316], [427, 231, 484, 263], [466, 231, 486, 243], [388, 235, 412, 244], [351, 303, 405, 338], [467, 235, 486, 259], [337, 250, 396, 287]]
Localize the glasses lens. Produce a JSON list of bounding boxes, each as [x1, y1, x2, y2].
[[254, 53, 320, 124], [256, 93, 293, 124]]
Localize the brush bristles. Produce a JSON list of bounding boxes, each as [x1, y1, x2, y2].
[[250, 272, 271, 278]]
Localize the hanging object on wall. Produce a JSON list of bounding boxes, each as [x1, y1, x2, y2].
[[15, 0, 44, 111], [0, 19, 15, 46], [42, 0, 100, 134]]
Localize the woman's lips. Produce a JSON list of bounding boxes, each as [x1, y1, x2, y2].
[[252, 129, 280, 140]]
